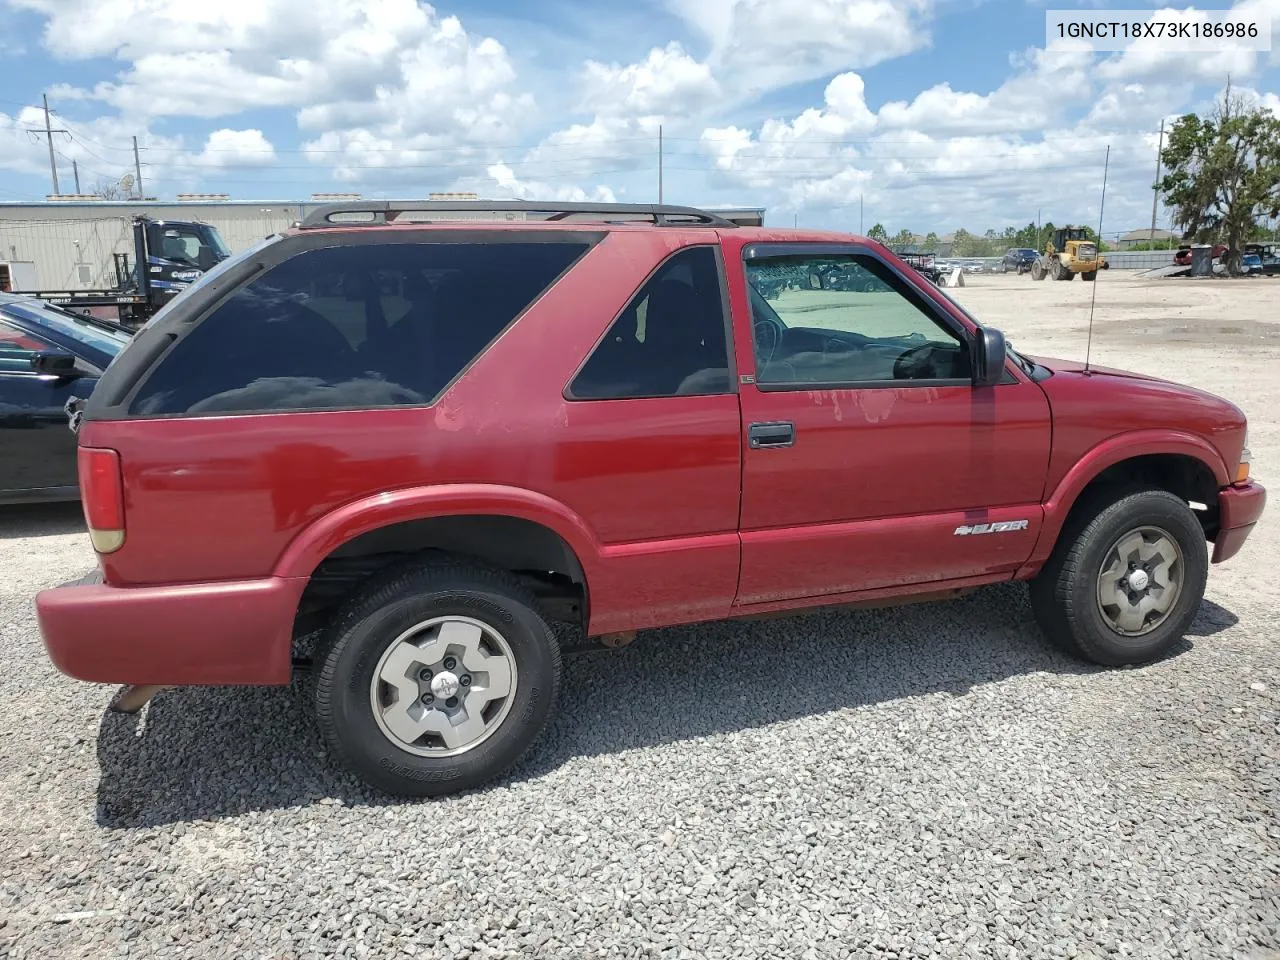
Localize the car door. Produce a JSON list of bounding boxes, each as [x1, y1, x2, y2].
[[724, 239, 1052, 606], [0, 319, 95, 499]]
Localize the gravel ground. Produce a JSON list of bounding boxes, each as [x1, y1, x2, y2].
[[1, 272, 1278, 959]]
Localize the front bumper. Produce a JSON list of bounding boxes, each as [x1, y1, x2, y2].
[[1212, 480, 1266, 563], [35, 573, 305, 685]]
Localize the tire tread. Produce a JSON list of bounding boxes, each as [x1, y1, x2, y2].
[[1031, 488, 1207, 666], [311, 555, 561, 796]]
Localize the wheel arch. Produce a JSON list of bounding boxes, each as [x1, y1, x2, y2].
[[276, 484, 599, 642], [1023, 433, 1228, 573]]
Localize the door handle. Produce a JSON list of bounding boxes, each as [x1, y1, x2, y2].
[[748, 421, 795, 449]]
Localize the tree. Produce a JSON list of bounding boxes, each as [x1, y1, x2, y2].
[[866, 223, 889, 244], [890, 228, 914, 249], [1013, 222, 1039, 250], [91, 175, 126, 200], [923, 231, 940, 251], [1159, 84, 1280, 275]]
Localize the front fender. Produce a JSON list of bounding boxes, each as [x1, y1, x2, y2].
[[1023, 430, 1229, 570], [272, 483, 603, 582]]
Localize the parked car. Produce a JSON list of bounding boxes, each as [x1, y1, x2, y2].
[[1173, 244, 1228, 266], [1244, 242, 1280, 275], [1001, 248, 1039, 273], [0, 293, 131, 504], [34, 201, 1265, 799]]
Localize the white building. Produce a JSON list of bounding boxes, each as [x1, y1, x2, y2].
[[0, 197, 766, 292]]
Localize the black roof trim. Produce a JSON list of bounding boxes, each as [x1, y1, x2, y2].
[[297, 199, 739, 230]]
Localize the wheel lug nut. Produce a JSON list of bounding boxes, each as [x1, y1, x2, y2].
[[460, 675, 472, 687], [421, 693, 434, 705], [418, 668, 432, 682], [446, 696, 459, 708], [443, 657, 457, 670]]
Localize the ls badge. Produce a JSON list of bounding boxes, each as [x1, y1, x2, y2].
[[954, 520, 1029, 536]]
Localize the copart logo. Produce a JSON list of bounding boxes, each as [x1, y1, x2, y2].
[[954, 520, 1029, 536]]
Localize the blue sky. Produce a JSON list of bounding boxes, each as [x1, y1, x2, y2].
[[1, 0, 1276, 238]]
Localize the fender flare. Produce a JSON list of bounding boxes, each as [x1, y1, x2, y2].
[[272, 483, 602, 586], [1024, 430, 1229, 569]]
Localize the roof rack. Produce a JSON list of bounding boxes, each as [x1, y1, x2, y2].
[[297, 199, 740, 230]]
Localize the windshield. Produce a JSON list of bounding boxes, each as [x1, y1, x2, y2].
[[147, 221, 232, 267], [0, 300, 131, 359]]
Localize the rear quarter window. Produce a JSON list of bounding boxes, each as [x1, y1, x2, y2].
[[128, 240, 590, 416]]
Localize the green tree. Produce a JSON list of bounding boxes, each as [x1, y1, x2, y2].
[[866, 223, 889, 244], [923, 231, 940, 251], [1159, 85, 1280, 274], [890, 228, 915, 249]]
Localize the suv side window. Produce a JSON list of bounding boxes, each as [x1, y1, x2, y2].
[[744, 252, 970, 387], [130, 240, 589, 415], [569, 245, 730, 399]]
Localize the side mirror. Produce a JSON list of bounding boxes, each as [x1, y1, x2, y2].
[[31, 350, 82, 379], [197, 246, 216, 271], [971, 326, 1007, 387]]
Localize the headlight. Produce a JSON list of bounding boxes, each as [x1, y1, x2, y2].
[[1237, 432, 1251, 483]]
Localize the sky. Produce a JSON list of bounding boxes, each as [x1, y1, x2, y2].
[[1, 0, 1278, 238]]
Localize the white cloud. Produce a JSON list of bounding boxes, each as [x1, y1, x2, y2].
[[483, 163, 617, 203], [669, 0, 933, 95], [14, 0, 534, 150], [880, 46, 1095, 135], [0, 107, 193, 194], [1095, 0, 1279, 82], [692, 46, 1179, 235], [192, 129, 277, 168], [580, 42, 719, 119]]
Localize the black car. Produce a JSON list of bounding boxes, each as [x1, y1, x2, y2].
[[1001, 247, 1039, 273], [0, 294, 131, 504]]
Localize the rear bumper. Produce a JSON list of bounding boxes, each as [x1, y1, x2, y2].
[[35, 573, 305, 685], [1212, 480, 1266, 563]]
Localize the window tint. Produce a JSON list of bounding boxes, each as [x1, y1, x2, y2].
[[744, 253, 969, 386], [130, 240, 589, 415], [570, 246, 730, 399]]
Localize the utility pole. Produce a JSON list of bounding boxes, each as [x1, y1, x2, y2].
[[132, 136, 144, 200], [1149, 118, 1165, 242], [859, 194, 864, 234], [657, 125, 663, 204], [73, 160, 81, 194], [39, 94, 68, 196]]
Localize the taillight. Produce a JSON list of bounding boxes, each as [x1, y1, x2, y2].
[[78, 447, 125, 554]]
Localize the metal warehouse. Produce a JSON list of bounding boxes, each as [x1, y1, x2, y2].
[[0, 197, 766, 293]]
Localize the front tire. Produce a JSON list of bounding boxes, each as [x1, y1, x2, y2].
[[1082, 270, 1097, 282], [1030, 489, 1208, 666], [312, 560, 562, 797]]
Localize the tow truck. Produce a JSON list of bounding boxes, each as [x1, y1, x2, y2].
[[22, 216, 231, 328]]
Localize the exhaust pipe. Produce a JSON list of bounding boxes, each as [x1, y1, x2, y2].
[[108, 683, 173, 714]]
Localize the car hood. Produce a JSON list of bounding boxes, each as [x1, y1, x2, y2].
[[1027, 355, 1163, 381], [1026, 353, 1248, 477]]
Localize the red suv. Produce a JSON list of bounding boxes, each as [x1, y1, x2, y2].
[[35, 201, 1265, 797]]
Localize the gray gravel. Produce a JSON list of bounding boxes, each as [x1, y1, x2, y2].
[[2, 275, 1280, 959]]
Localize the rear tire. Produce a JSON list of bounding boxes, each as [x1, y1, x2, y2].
[[1030, 489, 1208, 666], [1031, 261, 1046, 281], [1082, 270, 1097, 282], [312, 560, 562, 797]]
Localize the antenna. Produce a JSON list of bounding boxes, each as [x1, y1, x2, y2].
[[1084, 144, 1110, 373]]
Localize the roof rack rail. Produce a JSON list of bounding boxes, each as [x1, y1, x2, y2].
[[297, 199, 740, 230]]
